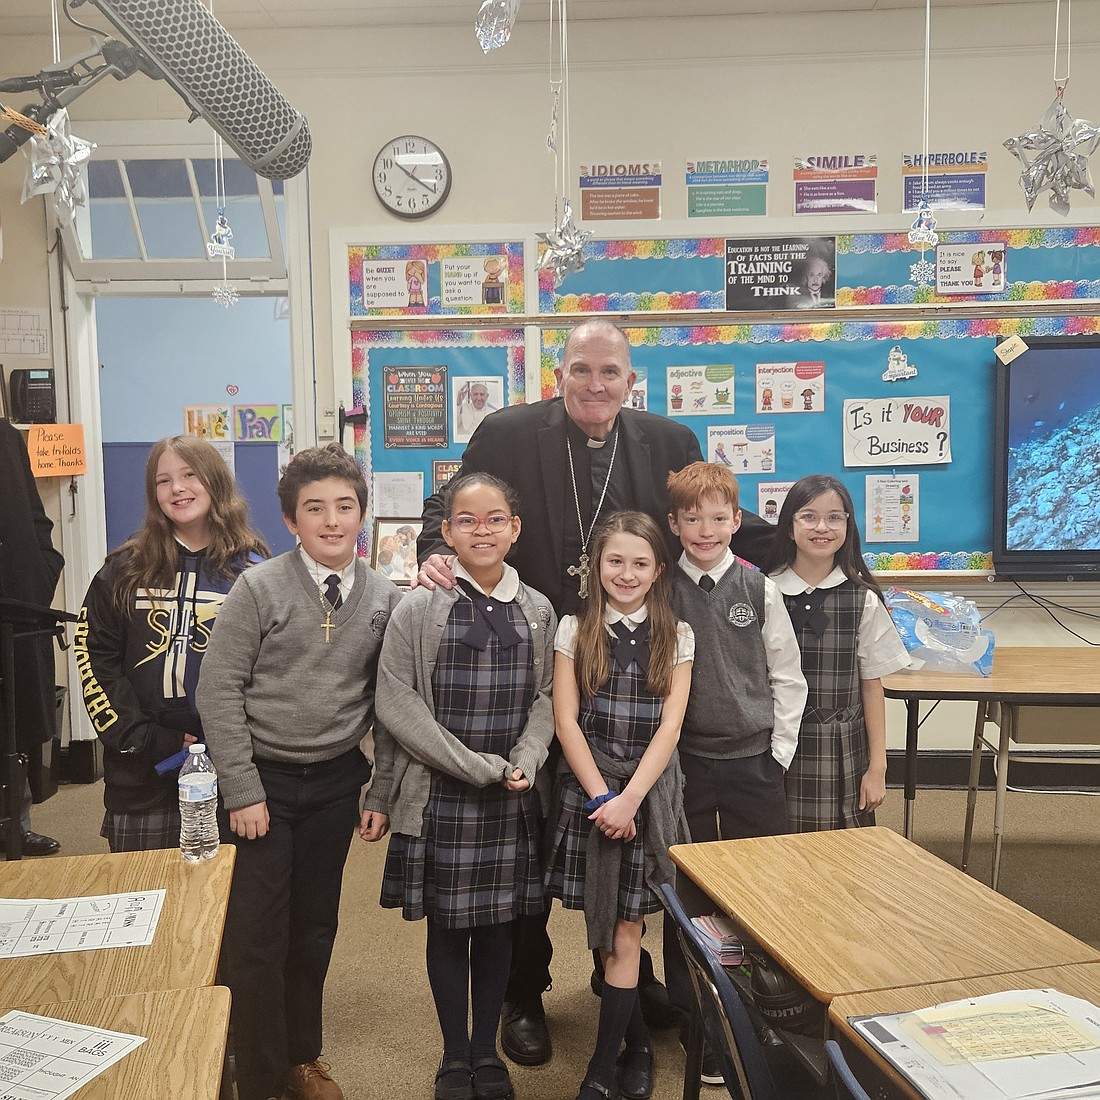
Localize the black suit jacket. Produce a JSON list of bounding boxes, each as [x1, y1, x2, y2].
[[419, 399, 774, 615]]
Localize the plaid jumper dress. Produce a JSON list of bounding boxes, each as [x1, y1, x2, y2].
[[783, 580, 873, 831], [380, 598, 544, 928], [545, 630, 665, 922]]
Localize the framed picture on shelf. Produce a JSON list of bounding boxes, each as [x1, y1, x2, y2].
[[371, 518, 422, 586]]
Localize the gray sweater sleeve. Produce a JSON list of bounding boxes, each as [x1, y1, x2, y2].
[[196, 572, 267, 812]]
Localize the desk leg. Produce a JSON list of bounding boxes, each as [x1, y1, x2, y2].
[[990, 705, 1015, 892], [903, 699, 919, 840], [961, 702, 986, 873]]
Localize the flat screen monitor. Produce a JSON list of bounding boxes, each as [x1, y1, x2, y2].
[[993, 335, 1100, 578]]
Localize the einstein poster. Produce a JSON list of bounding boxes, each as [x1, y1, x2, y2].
[[724, 237, 836, 312]]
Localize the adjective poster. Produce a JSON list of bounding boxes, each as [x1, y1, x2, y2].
[[724, 237, 836, 312], [842, 396, 951, 467], [756, 362, 825, 414], [383, 366, 449, 449], [707, 424, 776, 474], [665, 364, 736, 416]]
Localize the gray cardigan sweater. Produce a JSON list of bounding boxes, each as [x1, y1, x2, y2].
[[366, 579, 557, 837], [197, 551, 401, 811]]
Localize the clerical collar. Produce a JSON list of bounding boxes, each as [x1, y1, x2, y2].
[[299, 546, 356, 589], [678, 548, 735, 586], [603, 605, 648, 630], [566, 414, 617, 449], [454, 560, 520, 602], [771, 565, 847, 596]]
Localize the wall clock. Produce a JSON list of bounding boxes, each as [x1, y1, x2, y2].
[[372, 135, 452, 219]]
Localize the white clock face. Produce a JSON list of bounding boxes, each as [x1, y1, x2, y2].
[[372, 136, 451, 219]]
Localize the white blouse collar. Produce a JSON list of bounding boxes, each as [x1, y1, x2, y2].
[[454, 560, 521, 601], [772, 564, 847, 595]]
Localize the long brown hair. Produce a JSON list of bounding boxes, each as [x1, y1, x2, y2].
[[110, 436, 269, 613], [572, 511, 679, 699]]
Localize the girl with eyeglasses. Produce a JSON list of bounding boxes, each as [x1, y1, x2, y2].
[[762, 475, 909, 832], [371, 473, 557, 1100]]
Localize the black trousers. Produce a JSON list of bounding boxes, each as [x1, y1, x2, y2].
[[223, 748, 370, 1100], [663, 749, 789, 1032]]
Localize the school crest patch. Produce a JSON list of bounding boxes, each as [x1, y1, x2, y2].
[[727, 602, 757, 628], [371, 611, 389, 636], [536, 604, 552, 626]]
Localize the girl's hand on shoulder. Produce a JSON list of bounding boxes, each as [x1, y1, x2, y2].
[[591, 794, 638, 841], [229, 801, 269, 841], [859, 768, 886, 812], [502, 767, 530, 792], [359, 809, 390, 842]]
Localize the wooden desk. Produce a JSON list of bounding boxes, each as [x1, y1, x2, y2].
[[0, 846, 235, 1004], [882, 646, 1100, 889], [829, 962, 1100, 1100], [4, 986, 231, 1100], [669, 827, 1100, 1003]]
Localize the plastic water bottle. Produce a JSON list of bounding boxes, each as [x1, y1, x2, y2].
[[179, 744, 219, 861]]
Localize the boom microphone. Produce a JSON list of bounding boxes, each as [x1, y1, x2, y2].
[[72, 0, 311, 180]]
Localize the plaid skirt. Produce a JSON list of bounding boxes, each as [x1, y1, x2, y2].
[[101, 807, 181, 853], [544, 771, 661, 923], [381, 772, 544, 929]]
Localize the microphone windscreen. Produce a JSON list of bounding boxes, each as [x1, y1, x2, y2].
[[84, 0, 311, 180]]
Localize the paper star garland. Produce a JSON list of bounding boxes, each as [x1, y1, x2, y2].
[[21, 108, 95, 227], [475, 0, 520, 52], [537, 200, 591, 286], [1004, 95, 1100, 216]]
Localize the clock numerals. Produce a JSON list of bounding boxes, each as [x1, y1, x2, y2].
[[372, 135, 451, 220]]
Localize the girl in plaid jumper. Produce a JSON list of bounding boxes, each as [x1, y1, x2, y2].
[[763, 475, 909, 831], [546, 512, 693, 1100], [372, 474, 556, 1100]]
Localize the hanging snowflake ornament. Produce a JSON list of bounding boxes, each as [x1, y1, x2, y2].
[[21, 107, 96, 227], [212, 281, 239, 309], [1004, 94, 1100, 216], [909, 256, 936, 288], [475, 0, 520, 52], [207, 210, 235, 259], [537, 200, 591, 286]]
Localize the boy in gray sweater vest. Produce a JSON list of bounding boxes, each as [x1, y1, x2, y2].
[[198, 445, 400, 1100], [663, 462, 806, 1079]]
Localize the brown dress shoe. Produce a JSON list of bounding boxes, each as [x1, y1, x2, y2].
[[286, 1060, 344, 1100]]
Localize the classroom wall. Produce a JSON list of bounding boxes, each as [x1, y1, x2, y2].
[[4, 2, 1100, 750]]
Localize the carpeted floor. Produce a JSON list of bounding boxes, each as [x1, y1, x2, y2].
[[24, 778, 1100, 1100]]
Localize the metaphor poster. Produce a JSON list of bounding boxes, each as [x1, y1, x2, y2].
[[382, 366, 449, 448], [843, 396, 951, 467]]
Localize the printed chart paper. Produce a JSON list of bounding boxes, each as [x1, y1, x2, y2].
[[866, 475, 919, 542], [0, 1010, 146, 1100], [0, 891, 165, 958]]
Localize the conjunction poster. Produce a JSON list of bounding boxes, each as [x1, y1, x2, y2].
[[725, 237, 837, 312], [382, 366, 449, 448]]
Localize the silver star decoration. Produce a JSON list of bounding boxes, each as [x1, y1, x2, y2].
[[475, 0, 520, 52], [212, 280, 240, 308], [1004, 96, 1100, 216], [537, 201, 591, 286], [21, 107, 96, 227], [910, 256, 936, 287]]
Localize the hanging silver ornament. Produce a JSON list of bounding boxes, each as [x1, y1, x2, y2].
[[475, 0, 520, 53], [213, 280, 240, 308], [537, 200, 591, 286], [1004, 95, 1100, 216], [21, 107, 95, 227]]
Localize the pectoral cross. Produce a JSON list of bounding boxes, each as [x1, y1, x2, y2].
[[322, 609, 334, 644], [567, 552, 591, 599]]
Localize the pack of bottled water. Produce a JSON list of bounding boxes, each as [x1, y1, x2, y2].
[[885, 588, 994, 676]]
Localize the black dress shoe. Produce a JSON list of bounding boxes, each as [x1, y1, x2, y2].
[[435, 1057, 474, 1100], [618, 1045, 654, 1100], [21, 831, 60, 857], [575, 1080, 618, 1100], [500, 1001, 551, 1066]]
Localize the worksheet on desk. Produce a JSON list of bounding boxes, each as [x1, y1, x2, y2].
[[0, 1011, 146, 1100], [0, 891, 166, 958], [850, 989, 1100, 1100]]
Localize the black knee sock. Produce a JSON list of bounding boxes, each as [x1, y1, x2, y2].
[[470, 921, 513, 1060], [623, 990, 650, 1052], [426, 919, 471, 1063], [586, 981, 637, 1085]]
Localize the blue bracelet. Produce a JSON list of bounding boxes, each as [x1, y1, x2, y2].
[[583, 791, 618, 813]]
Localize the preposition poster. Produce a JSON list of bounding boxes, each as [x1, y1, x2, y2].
[[843, 396, 951, 467], [361, 260, 419, 309], [756, 362, 825, 414], [902, 151, 987, 211], [725, 237, 837, 311], [794, 153, 877, 214], [666, 364, 736, 416], [184, 405, 230, 440], [382, 366, 449, 449], [686, 157, 768, 218], [758, 481, 795, 524], [866, 474, 919, 542], [707, 424, 776, 474], [440, 257, 507, 309], [579, 160, 662, 220], [452, 376, 504, 444], [936, 242, 1006, 295]]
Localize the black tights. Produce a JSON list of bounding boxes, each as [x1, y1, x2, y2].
[[426, 918, 514, 1063]]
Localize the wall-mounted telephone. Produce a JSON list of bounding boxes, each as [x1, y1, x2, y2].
[[9, 369, 57, 424]]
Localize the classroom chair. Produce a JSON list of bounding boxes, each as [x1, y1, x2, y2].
[[823, 1040, 873, 1100], [659, 881, 782, 1100]]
